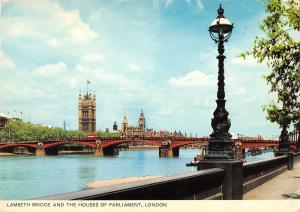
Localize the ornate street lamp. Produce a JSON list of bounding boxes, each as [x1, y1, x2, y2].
[[276, 117, 290, 155], [276, 94, 292, 155], [296, 121, 300, 152], [206, 5, 234, 160]]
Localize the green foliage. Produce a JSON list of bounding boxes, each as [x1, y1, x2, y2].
[[242, 0, 300, 126], [0, 120, 120, 142], [95, 131, 122, 137]]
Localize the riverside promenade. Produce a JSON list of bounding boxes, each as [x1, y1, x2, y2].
[[244, 160, 300, 200]]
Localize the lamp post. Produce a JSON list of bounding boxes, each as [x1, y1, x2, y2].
[[296, 121, 300, 152], [206, 5, 234, 160], [276, 117, 290, 155], [276, 95, 291, 155], [197, 6, 243, 200], [296, 131, 300, 152]]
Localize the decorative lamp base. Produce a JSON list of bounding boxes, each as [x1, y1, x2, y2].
[[275, 145, 290, 156], [204, 138, 234, 160]]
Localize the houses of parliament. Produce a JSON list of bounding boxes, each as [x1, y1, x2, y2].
[[77, 89, 147, 135], [78, 90, 96, 132], [78, 90, 184, 137], [112, 110, 150, 136]]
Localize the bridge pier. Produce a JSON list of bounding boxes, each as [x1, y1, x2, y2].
[[36, 142, 45, 156], [172, 147, 179, 157], [159, 141, 179, 157], [94, 140, 103, 156], [103, 147, 119, 156], [159, 147, 172, 157]]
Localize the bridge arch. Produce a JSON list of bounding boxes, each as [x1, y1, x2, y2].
[[0, 143, 37, 150], [0, 143, 37, 154], [44, 141, 96, 149], [171, 141, 208, 149], [101, 139, 161, 148]]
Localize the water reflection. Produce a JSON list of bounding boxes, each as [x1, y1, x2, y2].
[[78, 167, 96, 179]]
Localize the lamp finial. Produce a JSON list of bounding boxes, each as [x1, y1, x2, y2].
[[218, 4, 224, 18]]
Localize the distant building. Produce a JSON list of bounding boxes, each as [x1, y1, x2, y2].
[[112, 109, 149, 136], [239, 135, 264, 140], [112, 109, 190, 138], [121, 109, 147, 136], [0, 115, 10, 128], [78, 91, 96, 132], [113, 121, 118, 131], [63, 120, 66, 130]]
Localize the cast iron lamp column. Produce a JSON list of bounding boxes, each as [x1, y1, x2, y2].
[[294, 121, 300, 152], [205, 5, 234, 160], [276, 96, 291, 155], [276, 117, 290, 155], [296, 121, 300, 152]]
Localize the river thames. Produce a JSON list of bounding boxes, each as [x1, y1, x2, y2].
[[0, 149, 274, 200]]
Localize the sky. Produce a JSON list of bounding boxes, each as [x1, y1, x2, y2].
[[0, 0, 284, 138]]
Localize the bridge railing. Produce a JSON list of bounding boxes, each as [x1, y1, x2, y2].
[[36, 168, 224, 200], [290, 131, 299, 144]]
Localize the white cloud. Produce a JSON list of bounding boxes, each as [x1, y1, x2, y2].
[[169, 70, 215, 88], [32, 62, 68, 77], [131, 20, 147, 27], [0, 51, 15, 72], [151, 0, 204, 10], [196, 0, 204, 11], [128, 63, 142, 72], [230, 55, 260, 67], [46, 38, 63, 48], [231, 87, 246, 96], [73, 64, 142, 91], [153, 0, 204, 10], [165, 0, 173, 8], [2, 1, 97, 46], [82, 52, 104, 62]]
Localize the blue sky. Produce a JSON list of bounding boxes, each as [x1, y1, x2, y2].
[[0, 0, 281, 137]]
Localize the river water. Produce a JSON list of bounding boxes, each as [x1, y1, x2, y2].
[[0, 149, 274, 200]]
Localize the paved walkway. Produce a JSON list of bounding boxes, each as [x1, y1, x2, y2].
[[244, 160, 300, 200]]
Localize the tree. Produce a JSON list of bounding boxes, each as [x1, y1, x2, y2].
[[241, 0, 300, 128], [0, 120, 121, 142]]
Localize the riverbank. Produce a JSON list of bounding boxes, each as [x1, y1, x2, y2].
[[128, 145, 158, 150], [58, 147, 158, 154], [0, 152, 16, 156], [86, 176, 163, 188], [58, 151, 94, 155]]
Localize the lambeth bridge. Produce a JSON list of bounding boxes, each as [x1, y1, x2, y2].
[[0, 135, 298, 157]]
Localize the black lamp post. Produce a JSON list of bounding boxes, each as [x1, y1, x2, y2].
[[206, 5, 234, 160], [276, 117, 290, 155], [296, 121, 300, 152], [276, 95, 291, 155]]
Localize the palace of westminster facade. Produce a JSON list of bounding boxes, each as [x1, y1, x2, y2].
[[78, 91, 185, 137], [78, 91, 96, 132]]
